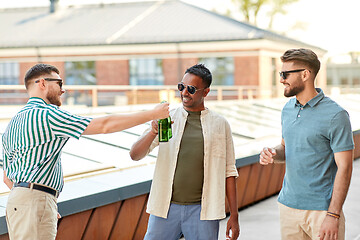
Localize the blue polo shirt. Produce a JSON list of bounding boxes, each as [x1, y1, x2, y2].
[[278, 88, 354, 210]]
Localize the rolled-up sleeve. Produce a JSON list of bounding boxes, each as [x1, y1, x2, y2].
[[225, 120, 238, 178], [1, 137, 9, 171], [139, 127, 159, 156]]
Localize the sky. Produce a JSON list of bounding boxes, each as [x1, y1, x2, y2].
[[1, 0, 359, 61]]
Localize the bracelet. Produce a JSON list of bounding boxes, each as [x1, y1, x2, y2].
[[326, 212, 340, 219]]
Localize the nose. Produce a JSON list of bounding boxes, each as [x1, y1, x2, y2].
[[61, 88, 66, 94], [279, 77, 286, 84]]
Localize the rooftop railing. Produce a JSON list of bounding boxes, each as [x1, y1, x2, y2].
[[0, 85, 263, 107], [0, 85, 358, 107]]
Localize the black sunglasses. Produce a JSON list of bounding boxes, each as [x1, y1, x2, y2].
[[279, 69, 306, 80], [177, 82, 206, 95], [35, 78, 63, 88]]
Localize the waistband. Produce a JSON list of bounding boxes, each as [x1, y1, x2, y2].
[[13, 182, 59, 198]]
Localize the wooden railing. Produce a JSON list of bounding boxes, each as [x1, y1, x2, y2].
[[1, 85, 358, 107], [0, 85, 262, 107]]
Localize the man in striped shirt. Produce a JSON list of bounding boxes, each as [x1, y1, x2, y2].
[[1, 63, 169, 240]]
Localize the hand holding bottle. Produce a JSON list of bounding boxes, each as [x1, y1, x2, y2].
[[152, 102, 169, 120], [150, 120, 158, 135]]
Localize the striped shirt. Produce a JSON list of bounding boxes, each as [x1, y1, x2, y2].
[[1, 97, 92, 192]]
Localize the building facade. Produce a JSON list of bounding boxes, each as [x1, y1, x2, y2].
[[0, 0, 326, 104]]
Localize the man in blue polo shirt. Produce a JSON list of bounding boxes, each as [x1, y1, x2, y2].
[[259, 49, 354, 240]]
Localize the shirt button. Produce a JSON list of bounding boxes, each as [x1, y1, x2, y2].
[[301, 108, 304, 110], [298, 115, 301, 117]]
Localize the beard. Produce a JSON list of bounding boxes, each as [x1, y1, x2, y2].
[[284, 84, 305, 97], [46, 90, 62, 106], [284, 76, 305, 97]]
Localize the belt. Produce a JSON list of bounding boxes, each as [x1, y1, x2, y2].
[[13, 182, 59, 198]]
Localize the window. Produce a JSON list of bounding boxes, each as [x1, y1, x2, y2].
[[65, 61, 96, 85], [353, 78, 360, 85], [327, 77, 334, 85], [340, 78, 348, 85], [0, 62, 19, 85], [129, 59, 163, 85], [352, 68, 360, 85], [199, 57, 234, 85]]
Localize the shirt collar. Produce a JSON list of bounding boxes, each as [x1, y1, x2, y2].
[[27, 97, 48, 105], [181, 106, 209, 117], [295, 88, 324, 108]]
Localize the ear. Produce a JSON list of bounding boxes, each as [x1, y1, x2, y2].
[[38, 78, 47, 90], [203, 87, 210, 97], [302, 69, 312, 82]]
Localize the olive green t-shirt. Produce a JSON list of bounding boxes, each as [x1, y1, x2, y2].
[[171, 110, 204, 204]]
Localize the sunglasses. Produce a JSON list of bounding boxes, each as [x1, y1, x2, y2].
[[35, 78, 63, 89], [279, 69, 306, 80], [177, 82, 206, 95]]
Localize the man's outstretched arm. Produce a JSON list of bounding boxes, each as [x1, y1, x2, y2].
[[83, 103, 169, 135]]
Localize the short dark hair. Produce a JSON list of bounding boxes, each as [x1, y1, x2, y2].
[[280, 48, 321, 77], [185, 64, 212, 88], [24, 63, 59, 89]]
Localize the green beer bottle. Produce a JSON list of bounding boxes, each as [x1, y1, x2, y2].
[[158, 101, 172, 142], [168, 117, 172, 139]]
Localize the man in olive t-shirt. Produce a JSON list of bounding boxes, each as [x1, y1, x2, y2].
[[130, 64, 240, 240]]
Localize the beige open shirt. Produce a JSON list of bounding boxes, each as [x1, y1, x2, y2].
[[137, 107, 238, 220]]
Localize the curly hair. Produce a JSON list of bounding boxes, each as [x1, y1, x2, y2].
[[185, 64, 212, 88]]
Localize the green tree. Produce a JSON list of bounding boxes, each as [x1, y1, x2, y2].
[[231, 0, 268, 26], [231, 0, 299, 28], [267, 0, 299, 29]]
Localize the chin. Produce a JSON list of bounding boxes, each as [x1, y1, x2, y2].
[[51, 100, 62, 106], [182, 101, 192, 108], [284, 90, 294, 98]]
